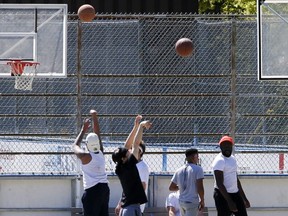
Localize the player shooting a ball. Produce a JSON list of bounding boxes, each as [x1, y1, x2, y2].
[[73, 110, 110, 216]]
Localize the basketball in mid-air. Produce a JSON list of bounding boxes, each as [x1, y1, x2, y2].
[[78, 4, 95, 22], [175, 38, 194, 57]]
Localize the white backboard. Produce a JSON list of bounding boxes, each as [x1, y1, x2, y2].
[[0, 4, 67, 77], [257, 0, 288, 80]]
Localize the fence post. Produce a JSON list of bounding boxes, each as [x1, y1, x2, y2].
[[74, 20, 83, 209], [230, 17, 237, 146], [76, 20, 83, 133]]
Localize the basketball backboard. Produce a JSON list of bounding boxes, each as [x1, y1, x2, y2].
[[257, 0, 288, 80], [0, 4, 67, 77]]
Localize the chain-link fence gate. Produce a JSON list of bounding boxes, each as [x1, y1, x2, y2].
[[0, 14, 287, 175]]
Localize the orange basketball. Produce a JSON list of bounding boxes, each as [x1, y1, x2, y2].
[[78, 4, 95, 22], [175, 38, 194, 57]]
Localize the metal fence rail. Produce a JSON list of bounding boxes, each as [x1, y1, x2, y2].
[[0, 14, 287, 175]]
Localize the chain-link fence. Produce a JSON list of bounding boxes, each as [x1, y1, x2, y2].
[[0, 14, 287, 175]]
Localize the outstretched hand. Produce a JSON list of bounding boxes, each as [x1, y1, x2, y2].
[[135, 115, 142, 126], [83, 118, 91, 133], [140, 120, 152, 130]]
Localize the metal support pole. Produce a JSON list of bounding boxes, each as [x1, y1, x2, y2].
[[231, 18, 237, 148]]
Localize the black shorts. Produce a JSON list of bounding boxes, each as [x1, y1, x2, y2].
[[213, 188, 248, 216], [82, 183, 110, 216]]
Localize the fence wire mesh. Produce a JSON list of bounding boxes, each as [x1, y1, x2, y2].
[[0, 14, 287, 175]]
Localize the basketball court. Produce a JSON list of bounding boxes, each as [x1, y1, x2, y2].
[[0, 2, 287, 216]]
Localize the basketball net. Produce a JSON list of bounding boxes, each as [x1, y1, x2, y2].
[[7, 60, 39, 91]]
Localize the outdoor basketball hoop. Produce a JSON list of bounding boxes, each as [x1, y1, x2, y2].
[[7, 60, 39, 91]]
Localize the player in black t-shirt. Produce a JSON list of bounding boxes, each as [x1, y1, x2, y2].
[[112, 120, 152, 216]]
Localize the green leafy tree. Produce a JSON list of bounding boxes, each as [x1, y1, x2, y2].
[[199, 0, 257, 14]]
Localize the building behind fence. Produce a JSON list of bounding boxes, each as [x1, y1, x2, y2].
[[0, 14, 287, 175]]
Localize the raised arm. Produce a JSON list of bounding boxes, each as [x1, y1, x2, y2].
[[90, 110, 103, 152], [131, 120, 152, 160], [73, 118, 90, 157], [124, 115, 142, 149]]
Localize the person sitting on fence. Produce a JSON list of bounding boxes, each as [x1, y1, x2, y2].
[[73, 110, 110, 216]]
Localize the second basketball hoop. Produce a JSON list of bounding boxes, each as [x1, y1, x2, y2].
[[7, 60, 39, 91]]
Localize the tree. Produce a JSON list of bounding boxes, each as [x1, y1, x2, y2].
[[199, 0, 257, 14]]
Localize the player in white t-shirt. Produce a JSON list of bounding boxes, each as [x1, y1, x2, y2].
[[165, 191, 181, 216], [73, 110, 109, 216], [212, 136, 250, 216], [136, 143, 150, 214]]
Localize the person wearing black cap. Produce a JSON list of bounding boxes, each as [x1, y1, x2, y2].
[[212, 136, 250, 216], [169, 148, 205, 216], [112, 119, 152, 216], [73, 110, 110, 216]]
